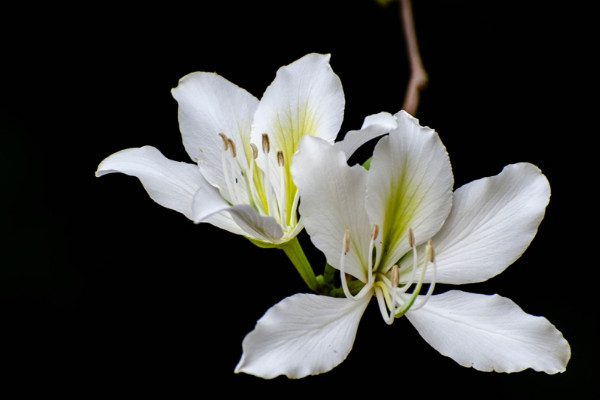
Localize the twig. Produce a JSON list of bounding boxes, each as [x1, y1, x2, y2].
[[399, 0, 428, 115]]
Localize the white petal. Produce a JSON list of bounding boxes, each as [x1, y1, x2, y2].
[[172, 71, 259, 191], [252, 53, 344, 148], [192, 186, 283, 242], [251, 53, 345, 209], [235, 293, 370, 379], [367, 111, 453, 272], [227, 205, 284, 243], [292, 136, 371, 281], [96, 146, 202, 220], [406, 290, 571, 374], [427, 162, 550, 284], [335, 111, 398, 159]]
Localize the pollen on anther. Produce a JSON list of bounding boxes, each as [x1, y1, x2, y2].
[[250, 143, 258, 159], [371, 224, 379, 241], [391, 265, 399, 287], [227, 138, 237, 158], [427, 239, 435, 262], [277, 151, 285, 167], [408, 228, 415, 248], [262, 133, 270, 154], [343, 229, 350, 254], [218, 133, 229, 151]]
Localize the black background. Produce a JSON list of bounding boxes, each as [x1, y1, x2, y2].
[[2, 0, 596, 397]]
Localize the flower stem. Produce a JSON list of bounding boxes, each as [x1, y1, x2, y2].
[[399, 0, 428, 115], [281, 237, 318, 292]]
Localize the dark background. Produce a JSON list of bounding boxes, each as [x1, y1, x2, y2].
[[2, 0, 596, 397]]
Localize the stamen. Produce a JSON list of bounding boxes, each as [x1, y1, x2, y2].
[[250, 143, 258, 160], [399, 228, 418, 293], [371, 224, 379, 240], [376, 266, 399, 325], [374, 285, 394, 325], [261, 133, 276, 219], [343, 229, 350, 254], [227, 138, 237, 158], [391, 265, 399, 288], [428, 239, 435, 262], [409, 240, 437, 311], [218, 133, 229, 151], [278, 151, 288, 230], [394, 239, 437, 317], [261, 133, 270, 154], [219, 133, 236, 204], [340, 229, 372, 301]]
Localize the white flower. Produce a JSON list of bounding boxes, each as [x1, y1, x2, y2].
[[234, 111, 571, 379], [96, 53, 347, 247]]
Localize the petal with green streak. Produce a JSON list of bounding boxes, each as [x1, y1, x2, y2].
[[292, 136, 371, 281], [366, 111, 453, 273], [251, 53, 345, 217]]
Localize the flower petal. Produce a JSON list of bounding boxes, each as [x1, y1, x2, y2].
[[235, 293, 370, 379], [292, 136, 371, 281], [252, 53, 344, 150], [406, 290, 570, 374], [96, 146, 202, 220], [427, 162, 550, 284], [172, 71, 259, 192], [192, 186, 283, 242], [251, 53, 345, 213], [335, 111, 398, 159], [367, 111, 453, 273]]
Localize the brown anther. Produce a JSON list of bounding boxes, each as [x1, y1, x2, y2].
[[218, 133, 229, 151], [262, 133, 270, 154], [250, 143, 258, 159], [427, 239, 435, 262], [371, 224, 379, 241], [343, 229, 350, 254], [227, 138, 237, 158], [408, 228, 415, 248], [277, 150, 285, 167], [391, 265, 399, 287]]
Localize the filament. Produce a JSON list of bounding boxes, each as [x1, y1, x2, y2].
[[277, 151, 287, 230], [340, 229, 373, 300], [394, 240, 437, 317], [407, 240, 437, 311]]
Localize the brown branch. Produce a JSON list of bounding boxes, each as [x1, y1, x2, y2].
[[399, 0, 428, 116]]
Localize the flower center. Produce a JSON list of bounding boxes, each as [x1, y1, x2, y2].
[[339, 226, 437, 325], [217, 132, 299, 233]]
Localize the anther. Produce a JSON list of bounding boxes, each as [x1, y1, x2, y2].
[[262, 133, 270, 154], [277, 150, 285, 167], [391, 265, 399, 287], [408, 228, 415, 248], [250, 143, 258, 159], [227, 138, 237, 158], [343, 229, 350, 254], [371, 224, 379, 240], [427, 239, 435, 262], [218, 133, 229, 151]]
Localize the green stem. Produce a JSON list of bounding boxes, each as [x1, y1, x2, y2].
[[281, 237, 318, 292]]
